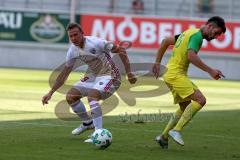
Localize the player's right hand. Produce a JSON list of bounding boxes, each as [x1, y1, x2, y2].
[[152, 63, 160, 79], [127, 72, 137, 84], [42, 92, 53, 105]]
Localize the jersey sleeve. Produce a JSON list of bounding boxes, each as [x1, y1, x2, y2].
[[188, 32, 203, 53], [96, 37, 114, 53]]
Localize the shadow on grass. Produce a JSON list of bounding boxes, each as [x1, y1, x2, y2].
[[0, 110, 240, 160]]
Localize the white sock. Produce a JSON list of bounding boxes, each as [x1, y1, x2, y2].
[[89, 100, 103, 130], [71, 100, 91, 123]]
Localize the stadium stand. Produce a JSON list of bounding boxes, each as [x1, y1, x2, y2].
[[0, 0, 239, 20]]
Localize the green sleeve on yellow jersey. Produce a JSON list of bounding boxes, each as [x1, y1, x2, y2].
[[187, 31, 203, 53]]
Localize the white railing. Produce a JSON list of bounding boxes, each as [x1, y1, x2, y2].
[[0, 0, 239, 20]]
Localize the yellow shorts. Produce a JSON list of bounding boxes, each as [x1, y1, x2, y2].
[[163, 74, 198, 104]]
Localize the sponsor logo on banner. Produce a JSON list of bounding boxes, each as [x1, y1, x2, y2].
[[81, 14, 240, 54], [30, 14, 65, 43], [0, 11, 22, 39], [0, 11, 22, 29], [0, 10, 69, 43]]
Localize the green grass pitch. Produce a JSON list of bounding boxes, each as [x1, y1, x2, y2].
[[0, 68, 240, 160]]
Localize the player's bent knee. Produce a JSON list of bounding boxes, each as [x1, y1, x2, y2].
[[197, 96, 206, 107], [191, 90, 206, 107], [66, 93, 80, 105], [88, 90, 101, 102], [202, 96, 206, 106], [88, 96, 100, 102]]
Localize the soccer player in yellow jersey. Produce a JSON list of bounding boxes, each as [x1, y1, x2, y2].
[[152, 16, 226, 148]]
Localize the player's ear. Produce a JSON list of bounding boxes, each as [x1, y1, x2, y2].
[[206, 23, 213, 29]]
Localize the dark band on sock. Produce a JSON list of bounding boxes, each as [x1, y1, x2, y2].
[[83, 121, 93, 126]]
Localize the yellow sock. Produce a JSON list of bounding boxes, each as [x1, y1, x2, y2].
[[174, 101, 202, 131], [162, 108, 183, 139]]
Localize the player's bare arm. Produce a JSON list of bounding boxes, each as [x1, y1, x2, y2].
[[152, 36, 175, 79], [42, 65, 73, 105], [188, 49, 225, 80], [111, 44, 137, 84]]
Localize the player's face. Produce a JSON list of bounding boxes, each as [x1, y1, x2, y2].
[[205, 24, 224, 41], [68, 27, 83, 46]]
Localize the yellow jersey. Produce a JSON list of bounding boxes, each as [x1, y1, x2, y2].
[[165, 28, 203, 77]]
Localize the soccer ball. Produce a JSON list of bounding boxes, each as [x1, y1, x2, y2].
[[91, 128, 112, 149]]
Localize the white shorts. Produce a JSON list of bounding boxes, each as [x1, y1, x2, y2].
[[73, 75, 121, 99]]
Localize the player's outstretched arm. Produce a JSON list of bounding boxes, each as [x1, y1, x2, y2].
[[188, 49, 225, 80], [111, 44, 137, 84], [42, 65, 73, 105], [152, 36, 175, 79]]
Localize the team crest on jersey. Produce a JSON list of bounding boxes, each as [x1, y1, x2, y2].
[[89, 48, 96, 54]]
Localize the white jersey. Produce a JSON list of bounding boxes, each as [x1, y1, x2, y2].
[[66, 36, 120, 80]]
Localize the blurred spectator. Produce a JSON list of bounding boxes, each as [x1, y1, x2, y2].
[[131, 0, 144, 14], [198, 0, 214, 13], [109, 0, 115, 13]]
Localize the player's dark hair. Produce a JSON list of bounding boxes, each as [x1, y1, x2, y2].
[[206, 16, 226, 33], [66, 22, 84, 33]]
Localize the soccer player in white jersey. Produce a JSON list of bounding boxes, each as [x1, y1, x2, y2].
[[42, 23, 137, 141]]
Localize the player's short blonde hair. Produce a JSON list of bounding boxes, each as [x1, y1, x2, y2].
[[66, 22, 84, 33]]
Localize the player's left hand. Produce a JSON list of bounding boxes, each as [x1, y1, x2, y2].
[[210, 69, 225, 80], [152, 63, 161, 79], [214, 71, 225, 80], [127, 72, 137, 84]]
